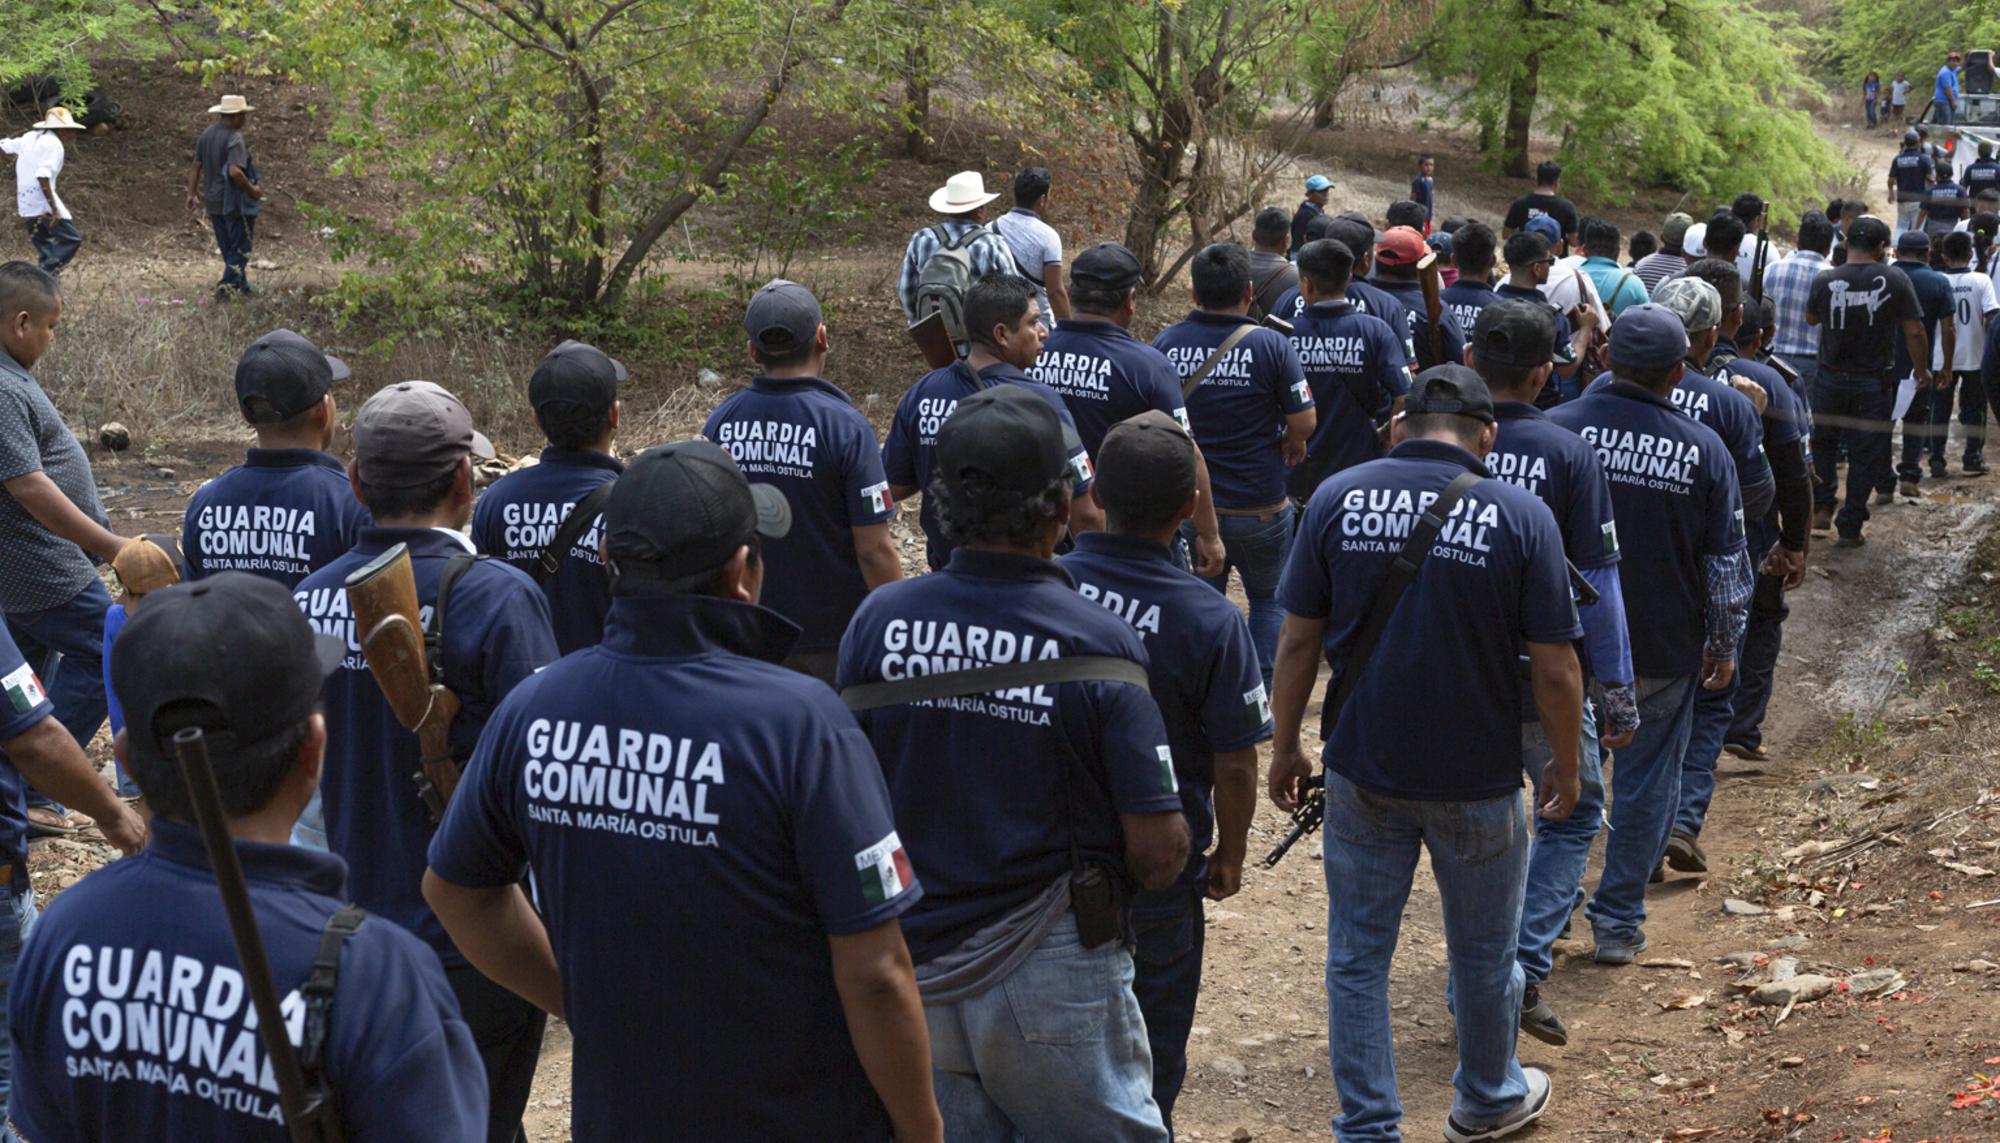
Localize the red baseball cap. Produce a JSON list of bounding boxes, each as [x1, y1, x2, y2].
[[1375, 226, 1436, 269]]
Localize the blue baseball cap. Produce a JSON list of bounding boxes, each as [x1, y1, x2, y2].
[[1305, 174, 1334, 192], [1523, 214, 1563, 244], [1608, 303, 1692, 371]]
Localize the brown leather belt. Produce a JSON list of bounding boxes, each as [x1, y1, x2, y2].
[[1215, 501, 1291, 523], [0, 864, 18, 887]]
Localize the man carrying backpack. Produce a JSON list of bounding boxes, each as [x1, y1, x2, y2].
[[898, 171, 1018, 332]]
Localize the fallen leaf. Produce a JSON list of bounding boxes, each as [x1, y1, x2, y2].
[[1941, 861, 1995, 878], [1658, 991, 1709, 1011], [1638, 958, 1697, 969]]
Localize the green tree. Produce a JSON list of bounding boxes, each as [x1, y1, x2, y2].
[[1823, 0, 1998, 105], [0, 0, 161, 105]]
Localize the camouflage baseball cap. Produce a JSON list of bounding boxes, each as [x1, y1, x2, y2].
[[1650, 276, 1723, 334]]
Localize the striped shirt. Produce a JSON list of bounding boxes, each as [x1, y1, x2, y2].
[[1632, 250, 1688, 295], [1763, 249, 1827, 358], [896, 220, 1018, 320]]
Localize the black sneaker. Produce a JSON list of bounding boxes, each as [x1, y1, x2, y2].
[[1899, 479, 1921, 499], [1967, 458, 1990, 475], [1520, 985, 1569, 1046], [1444, 1067, 1552, 1142], [1811, 507, 1834, 532], [1835, 533, 1867, 548], [1664, 830, 1708, 873], [1874, 490, 1896, 506], [1649, 860, 1665, 884]]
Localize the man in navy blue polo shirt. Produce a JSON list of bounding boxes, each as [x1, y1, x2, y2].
[[1152, 243, 1315, 686], [186, 330, 369, 588], [12, 574, 483, 1141], [1059, 411, 1271, 1130], [471, 340, 625, 656], [1550, 305, 1752, 965], [1890, 129, 1935, 236], [840, 385, 1189, 1141], [1467, 300, 1634, 1046], [1370, 225, 1467, 371], [1270, 215, 1421, 370], [705, 279, 902, 683], [1889, 229, 1958, 497], [1500, 229, 1595, 403], [1032, 243, 1225, 573], [1441, 222, 1501, 334], [1271, 365, 1583, 1143], [1286, 238, 1409, 499], [883, 275, 1102, 570], [428, 441, 941, 1143], [293, 381, 557, 1143]]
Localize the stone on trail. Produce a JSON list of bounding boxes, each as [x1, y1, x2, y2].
[[1846, 968, 1905, 995], [1209, 1056, 1248, 1080], [1723, 898, 1768, 916], [1750, 974, 1838, 1007]]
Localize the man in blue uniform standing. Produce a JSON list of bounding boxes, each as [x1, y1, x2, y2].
[[293, 380, 558, 1143], [1468, 300, 1636, 1045], [1551, 305, 1753, 965], [186, 330, 369, 588], [11, 574, 484, 1142], [706, 279, 902, 682], [1441, 222, 1501, 334], [1290, 174, 1333, 255], [1059, 411, 1272, 1130], [428, 440, 942, 1143], [1285, 239, 1410, 499], [471, 340, 626, 656], [1889, 230, 1958, 498], [840, 386, 1189, 1141], [1152, 243, 1316, 687], [883, 276, 1102, 570], [1890, 129, 1935, 236], [1032, 243, 1226, 573], [1270, 364, 1584, 1143], [1369, 226, 1467, 371]]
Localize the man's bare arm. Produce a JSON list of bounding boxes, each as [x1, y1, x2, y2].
[[830, 921, 942, 1143], [3, 472, 126, 562], [853, 522, 904, 591], [421, 873, 565, 1017]]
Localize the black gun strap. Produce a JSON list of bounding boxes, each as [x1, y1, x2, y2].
[[841, 655, 1150, 711], [298, 905, 366, 1079], [1182, 325, 1258, 399], [425, 552, 489, 687], [532, 481, 614, 585], [1319, 469, 1483, 742]]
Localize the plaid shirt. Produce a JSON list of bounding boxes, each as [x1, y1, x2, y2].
[[1763, 249, 1826, 358], [896, 220, 1018, 320]]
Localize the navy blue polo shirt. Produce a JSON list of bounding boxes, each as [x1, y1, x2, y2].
[[1029, 318, 1189, 455], [1965, 158, 2000, 201], [1891, 147, 1933, 195], [470, 447, 623, 656], [1441, 278, 1500, 337], [704, 375, 897, 653], [183, 449, 371, 589], [1368, 275, 1468, 369], [1587, 368, 1768, 489], [1488, 401, 1621, 570], [836, 549, 1181, 965], [294, 527, 558, 964], [1287, 299, 1410, 498], [0, 624, 46, 883], [1710, 337, 1807, 448], [1152, 310, 1314, 508], [1891, 258, 1955, 380], [1269, 280, 1419, 366], [1551, 382, 1746, 677], [1926, 178, 1969, 229], [881, 361, 1095, 569], [430, 593, 914, 1141], [1277, 439, 1581, 801], [1059, 533, 1271, 878], [9, 820, 484, 1142]]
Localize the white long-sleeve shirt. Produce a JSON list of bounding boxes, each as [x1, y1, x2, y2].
[[0, 131, 67, 220]]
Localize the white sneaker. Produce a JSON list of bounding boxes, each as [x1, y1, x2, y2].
[[1443, 1066, 1552, 1142]]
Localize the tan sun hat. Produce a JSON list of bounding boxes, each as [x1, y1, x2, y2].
[[112, 535, 188, 603], [207, 94, 255, 115], [929, 171, 1000, 215], [31, 107, 84, 131]]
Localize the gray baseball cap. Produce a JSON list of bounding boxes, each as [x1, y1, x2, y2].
[[744, 279, 823, 359], [352, 381, 495, 489], [1651, 276, 1723, 334]]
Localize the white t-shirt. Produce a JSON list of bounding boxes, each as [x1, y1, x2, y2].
[[1937, 269, 2000, 371], [1891, 79, 1912, 105], [992, 208, 1063, 310], [0, 131, 67, 220], [1545, 255, 1609, 329]]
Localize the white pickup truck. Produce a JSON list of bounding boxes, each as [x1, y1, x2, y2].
[[1918, 51, 2000, 180]]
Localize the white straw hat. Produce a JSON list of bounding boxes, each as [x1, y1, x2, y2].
[[929, 171, 1000, 215], [32, 107, 84, 131], [207, 94, 255, 115]]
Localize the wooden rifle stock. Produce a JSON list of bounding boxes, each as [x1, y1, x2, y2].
[[908, 311, 958, 370], [1418, 254, 1445, 365], [172, 729, 346, 1142], [343, 544, 463, 820]]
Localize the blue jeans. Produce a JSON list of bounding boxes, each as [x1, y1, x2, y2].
[[926, 914, 1167, 1142], [0, 883, 39, 1118], [1726, 573, 1789, 751], [1322, 772, 1530, 1139], [25, 218, 81, 275], [1674, 655, 1737, 839], [208, 211, 250, 291], [1132, 880, 1204, 1135], [1809, 367, 1893, 537], [1516, 702, 1605, 985], [1935, 98, 1955, 126], [1898, 371, 1975, 480], [7, 579, 113, 809], [1186, 505, 1294, 687], [1866, 98, 1879, 127], [1586, 675, 1696, 948]]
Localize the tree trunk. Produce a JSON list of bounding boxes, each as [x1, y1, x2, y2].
[[1502, 52, 1538, 178], [1124, 154, 1177, 281], [904, 44, 930, 160], [1311, 94, 1334, 129]]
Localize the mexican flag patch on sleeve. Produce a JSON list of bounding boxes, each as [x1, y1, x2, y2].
[[3, 664, 47, 716], [855, 831, 914, 904], [860, 480, 893, 516], [1156, 744, 1179, 794]]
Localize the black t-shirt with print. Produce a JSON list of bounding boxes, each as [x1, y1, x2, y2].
[[1806, 261, 1922, 375]]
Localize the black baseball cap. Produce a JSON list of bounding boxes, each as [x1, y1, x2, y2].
[[1895, 228, 1932, 254], [528, 340, 625, 418], [744, 279, 824, 358], [235, 329, 350, 423], [1071, 243, 1145, 291], [1405, 364, 1496, 424], [1474, 299, 1560, 368], [602, 440, 790, 590], [113, 573, 343, 768], [936, 384, 1068, 498], [1095, 410, 1197, 516], [1326, 216, 1381, 254]]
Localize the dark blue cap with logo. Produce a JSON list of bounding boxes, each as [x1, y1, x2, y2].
[[1608, 303, 1692, 370]]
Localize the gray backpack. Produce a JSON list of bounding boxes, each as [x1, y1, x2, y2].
[[914, 224, 991, 343]]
